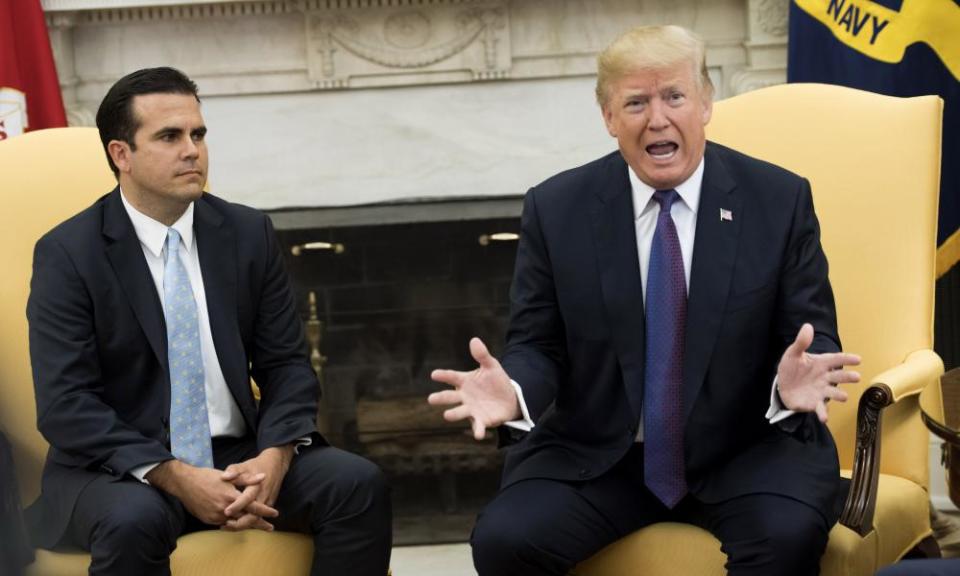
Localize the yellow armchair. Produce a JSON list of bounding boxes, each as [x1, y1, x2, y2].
[[575, 83, 944, 575], [0, 128, 313, 575]]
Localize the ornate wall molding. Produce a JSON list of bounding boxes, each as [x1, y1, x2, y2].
[[757, 0, 788, 37], [740, 0, 787, 93], [44, 0, 753, 98], [728, 66, 785, 95], [43, 0, 271, 10], [58, 2, 292, 24]]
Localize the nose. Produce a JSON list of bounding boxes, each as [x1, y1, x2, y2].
[[648, 99, 670, 131], [182, 136, 200, 159]]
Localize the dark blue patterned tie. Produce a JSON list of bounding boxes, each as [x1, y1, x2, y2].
[[643, 189, 688, 508]]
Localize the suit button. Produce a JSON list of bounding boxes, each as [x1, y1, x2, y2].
[[579, 468, 590, 478]]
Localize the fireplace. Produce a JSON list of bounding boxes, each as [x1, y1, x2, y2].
[[270, 196, 522, 544]]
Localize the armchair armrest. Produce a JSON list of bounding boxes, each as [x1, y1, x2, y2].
[[840, 349, 944, 536]]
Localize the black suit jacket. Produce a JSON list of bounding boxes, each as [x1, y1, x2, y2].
[[25, 189, 320, 547], [500, 142, 844, 521]]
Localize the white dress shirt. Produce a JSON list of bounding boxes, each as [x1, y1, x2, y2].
[[122, 192, 246, 481], [507, 158, 792, 437]]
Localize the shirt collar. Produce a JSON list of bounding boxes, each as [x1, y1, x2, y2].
[[630, 155, 705, 220], [119, 188, 195, 258]]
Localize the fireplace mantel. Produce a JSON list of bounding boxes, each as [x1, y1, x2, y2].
[[41, 0, 789, 209]]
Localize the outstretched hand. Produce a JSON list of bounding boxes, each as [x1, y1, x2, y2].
[[428, 337, 521, 440], [777, 323, 861, 423]]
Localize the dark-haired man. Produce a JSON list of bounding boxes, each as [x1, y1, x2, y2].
[[25, 67, 391, 576]]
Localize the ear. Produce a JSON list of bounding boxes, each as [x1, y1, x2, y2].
[[107, 140, 132, 174], [701, 95, 713, 126], [601, 105, 618, 138]]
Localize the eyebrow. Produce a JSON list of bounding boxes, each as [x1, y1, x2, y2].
[[152, 125, 207, 138]]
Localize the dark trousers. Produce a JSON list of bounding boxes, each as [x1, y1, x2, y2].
[[877, 560, 960, 576], [60, 439, 392, 576], [472, 444, 831, 576]]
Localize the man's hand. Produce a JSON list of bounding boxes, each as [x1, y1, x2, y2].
[[777, 323, 861, 423], [145, 460, 278, 527], [428, 337, 522, 440], [220, 445, 294, 531]]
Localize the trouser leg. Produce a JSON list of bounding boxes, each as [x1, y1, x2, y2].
[[66, 475, 185, 576]]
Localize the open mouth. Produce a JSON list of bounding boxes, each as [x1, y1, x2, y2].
[[645, 141, 679, 160]]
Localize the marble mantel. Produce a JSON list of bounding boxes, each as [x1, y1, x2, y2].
[[40, 0, 789, 209]]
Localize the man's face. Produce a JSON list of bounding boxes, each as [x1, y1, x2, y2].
[[601, 62, 712, 190], [110, 92, 208, 219]]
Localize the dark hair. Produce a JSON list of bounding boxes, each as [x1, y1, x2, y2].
[[95, 67, 200, 176]]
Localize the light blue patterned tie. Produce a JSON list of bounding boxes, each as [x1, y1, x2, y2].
[[164, 228, 214, 469]]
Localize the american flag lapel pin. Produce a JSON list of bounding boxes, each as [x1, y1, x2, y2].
[[720, 208, 733, 222]]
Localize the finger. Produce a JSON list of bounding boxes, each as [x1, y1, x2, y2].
[[221, 464, 241, 481], [443, 405, 472, 422], [430, 369, 464, 388], [251, 516, 275, 532], [813, 352, 862, 368], [786, 323, 814, 358], [223, 513, 260, 531], [244, 499, 280, 518], [815, 401, 829, 423], [826, 369, 861, 385], [469, 337, 496, 369], [427, 389, 462, 407], [471, 418, 487, 441], [224, 484, 260, 518], [222, 470, 266, 486], [824, 386, 849, 403]]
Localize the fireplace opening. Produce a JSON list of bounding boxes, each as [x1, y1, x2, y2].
[[271, 197, 522, 544]]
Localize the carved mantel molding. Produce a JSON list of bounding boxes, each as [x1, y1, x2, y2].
[[304, 2, 509, 88], [41, 0, 760, 129]]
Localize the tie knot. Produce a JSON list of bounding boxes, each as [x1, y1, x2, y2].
[[653, 189, 679, 213], [165, 229, 181, 264]]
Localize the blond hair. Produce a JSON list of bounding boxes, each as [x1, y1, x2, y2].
[[595, 25, 714, 106]]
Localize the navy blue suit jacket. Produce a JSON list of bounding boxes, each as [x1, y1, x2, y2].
[[25, 189, 320, 547], [500, 142, 844, 521]]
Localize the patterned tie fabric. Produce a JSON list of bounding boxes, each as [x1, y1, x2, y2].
[[163, 228, 214, 469], [643, 189, 688, 508]]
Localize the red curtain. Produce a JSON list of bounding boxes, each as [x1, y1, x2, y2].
[[0, 0, 67, 140]]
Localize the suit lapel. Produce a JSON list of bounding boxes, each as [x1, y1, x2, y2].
[[193, 198, 248, 410], [681, 143, 742, 423], [102, 188, 168, 368], [591, 154, 646, 418]]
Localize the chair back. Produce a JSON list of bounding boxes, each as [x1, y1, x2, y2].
[[0, 128, 116, 504], [707, 83, 942, 488]]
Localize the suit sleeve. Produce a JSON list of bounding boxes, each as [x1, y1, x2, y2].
[[777, 178, 841, 355], [772, 178, 841, 433], [28, 236, 172, 477], [499, 188, 569, 423], [249, 215, 321, 452]]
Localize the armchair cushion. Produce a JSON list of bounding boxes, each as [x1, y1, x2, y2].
[[27, 530, 313, 576]]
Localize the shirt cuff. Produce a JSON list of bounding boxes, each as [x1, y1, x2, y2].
[[130, 462, 161, 484], [292, 436, 312, 455], [504, 379, 535, 431], [766, 375, 797, 424]]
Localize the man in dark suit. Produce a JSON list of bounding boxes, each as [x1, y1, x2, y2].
[[26, 67, 391, 575], [429, 25, 861, 576]]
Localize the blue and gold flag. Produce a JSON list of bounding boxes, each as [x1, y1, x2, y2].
[[788, 0, 959, 276]]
